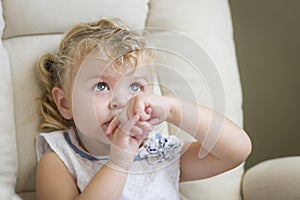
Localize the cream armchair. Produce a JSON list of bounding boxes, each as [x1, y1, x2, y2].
[[1, 0, 299, 200]]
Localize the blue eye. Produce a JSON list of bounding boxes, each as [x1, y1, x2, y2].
[[130, 83, 142, 92], [95, 82, 109, 92]]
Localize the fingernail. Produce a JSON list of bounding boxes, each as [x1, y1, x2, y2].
[[132, 114, 140, 122]]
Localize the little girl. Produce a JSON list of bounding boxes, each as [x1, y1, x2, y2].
[[35, 18, 251, 200]]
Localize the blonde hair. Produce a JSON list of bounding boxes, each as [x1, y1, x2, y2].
[[36, 18, 152, 132]]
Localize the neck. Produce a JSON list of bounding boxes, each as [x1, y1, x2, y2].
[[75, 127, 110, 156]]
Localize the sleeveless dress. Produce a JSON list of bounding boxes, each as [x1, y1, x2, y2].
[[36, 129, 183, 200]]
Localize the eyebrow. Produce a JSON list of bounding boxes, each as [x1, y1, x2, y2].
[[84, 74, 150, 84], [84, 74, 110, 83], [131, 75, 150, 82]]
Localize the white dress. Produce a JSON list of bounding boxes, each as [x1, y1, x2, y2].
[[36, 129, 183, 200]]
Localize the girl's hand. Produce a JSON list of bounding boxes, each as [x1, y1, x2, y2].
[[106, 111, 152, 171], [105, 94, 177, 170], [105, 94, 177, 136], [127, 94, 177, 126], [105, 103, 153, 137]]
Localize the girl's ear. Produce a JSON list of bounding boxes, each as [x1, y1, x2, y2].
[[52, 87, 73, 120]]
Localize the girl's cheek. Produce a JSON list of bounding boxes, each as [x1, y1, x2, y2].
[[72, 93, 102, 139], [94, 97, 111, 121]]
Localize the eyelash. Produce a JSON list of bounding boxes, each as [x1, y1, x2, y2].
[[129, 82, 144, 92], [94, 81, 145, 93], [94, 82, 110, 92]]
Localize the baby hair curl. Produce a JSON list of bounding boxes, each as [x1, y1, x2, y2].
[[36, 18, 152, 132]]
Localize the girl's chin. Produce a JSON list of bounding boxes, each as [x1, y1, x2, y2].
[[77, 127, 110, 144]]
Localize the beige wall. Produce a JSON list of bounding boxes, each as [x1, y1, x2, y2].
[[229, 0, 300, 169]]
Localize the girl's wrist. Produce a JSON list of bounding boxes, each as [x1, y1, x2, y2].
[[109, 140, 135, 171], [105, 159, 131, 173]]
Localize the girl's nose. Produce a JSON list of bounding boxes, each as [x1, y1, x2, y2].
[[110, 88, 131, 110], [110, 97, 128, 110]]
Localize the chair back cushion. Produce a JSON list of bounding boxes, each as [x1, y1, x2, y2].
[[0, 0, 244, 199]]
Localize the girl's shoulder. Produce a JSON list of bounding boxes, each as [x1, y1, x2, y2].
[[36, 129, 74, 161], [36, 129, 107, 191]]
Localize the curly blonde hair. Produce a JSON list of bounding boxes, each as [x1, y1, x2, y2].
[[36, 18, 152, 132]]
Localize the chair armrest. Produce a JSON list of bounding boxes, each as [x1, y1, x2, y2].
[[242, 156, 300, 200]]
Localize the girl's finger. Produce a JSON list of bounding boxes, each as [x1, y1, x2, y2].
[[145, 106, 152, 115], [147, 117, 160, 126], [130, 126, 144, 136], [132, 98, 151, 121], [105, 117, 119, 136], [105, 114, 140, 137], [118, 114, 140, 134], [136, 121, 153, 132]]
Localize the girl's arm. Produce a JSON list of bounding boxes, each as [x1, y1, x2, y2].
[[36, 114, 148, 200], [168, 98, 252, 181], [36, 152, 127, 200], [129, 94, 251, 182]]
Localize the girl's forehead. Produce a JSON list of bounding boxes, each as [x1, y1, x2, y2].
[[76, 50, 152, 82]]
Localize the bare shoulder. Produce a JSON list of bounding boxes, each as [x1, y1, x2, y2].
[[36, 152, 79, 200]]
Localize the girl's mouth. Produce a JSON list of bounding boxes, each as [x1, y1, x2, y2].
[[104, 120, 112, 127], [104, 117, 115, 128]]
